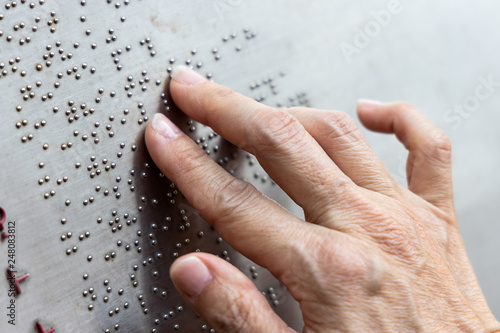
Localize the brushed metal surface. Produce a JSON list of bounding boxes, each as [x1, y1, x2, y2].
[[0, 1, 313, 332]]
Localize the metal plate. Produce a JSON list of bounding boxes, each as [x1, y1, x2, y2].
[[3, 1, 500, 332], [0, 1, 316, 332]]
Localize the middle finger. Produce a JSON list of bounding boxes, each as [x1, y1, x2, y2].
[[169, 66, 356, 223]]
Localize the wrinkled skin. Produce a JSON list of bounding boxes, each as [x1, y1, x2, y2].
[[145, 66, 500, 333]]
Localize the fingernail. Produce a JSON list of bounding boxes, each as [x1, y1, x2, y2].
[[170, 256, 212, 298], [171, 65, 206, 86], [358, 99, 383, 110], [152, 113, 181, 140]]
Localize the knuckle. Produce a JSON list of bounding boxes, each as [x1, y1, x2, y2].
[[208, 178, 257, 226], [361, 209, 423, 263], [317, 238, 368, 278], [174, 143, 209, 178], [290, 233, 369, 297], [316, 176, 354, 211], [375, 226, 416, 258], [304, 177, 357, 225], [420, 131, 452, 162], [430, 132, 452, 153], [321, 111, 363, 143], [329, 174, 354, 194], [251, 109, 306, 151], [433, 218, 452, 251]]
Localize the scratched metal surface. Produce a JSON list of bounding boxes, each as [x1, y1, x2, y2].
[[2, 1, 500, 332]]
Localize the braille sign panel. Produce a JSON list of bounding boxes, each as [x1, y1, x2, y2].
[[0, 1, 316, 332]]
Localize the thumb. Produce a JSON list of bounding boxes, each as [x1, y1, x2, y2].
[[170, 253, 295, 333]]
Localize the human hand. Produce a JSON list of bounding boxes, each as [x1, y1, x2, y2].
[[145, 66, 500, 332]]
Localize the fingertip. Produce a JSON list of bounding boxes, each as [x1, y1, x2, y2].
[[169, 66, 207, 103], [168, 66, 209, 119], [171, 65, 207, 86], [170, 253, 290, 332], [357, 99, 383, 111], [357, 99, 386, 131], [357, 99, 382, 118], [145, 113, 182, 163], [357, 100, 413, 134], [151, 113, 182, 140], [170, 254, 213, 299], [144, 118, 160, 153]]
